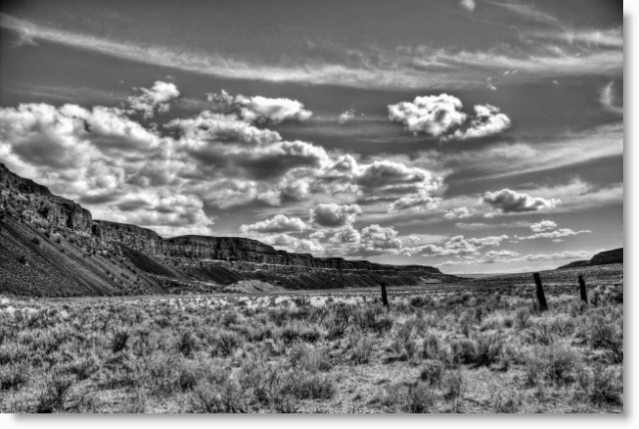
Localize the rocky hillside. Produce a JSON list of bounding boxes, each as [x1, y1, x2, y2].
[[557, 248, 623, 270], [1, 163, 457, 297]]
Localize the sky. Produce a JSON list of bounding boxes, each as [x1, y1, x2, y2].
[[0, 0, 623, 274]]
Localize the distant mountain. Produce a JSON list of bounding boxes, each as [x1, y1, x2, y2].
[[0, 163, 458, 297], [557, 248, 623, 270]]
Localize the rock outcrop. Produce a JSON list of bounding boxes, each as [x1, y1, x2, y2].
[[1, 163, 93, 233], [1, 163, 456, 296], [557, 248, 623, 270]]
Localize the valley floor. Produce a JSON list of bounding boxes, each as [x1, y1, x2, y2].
[[0, 272, 623, 413]]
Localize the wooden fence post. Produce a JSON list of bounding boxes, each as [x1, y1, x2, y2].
[[533, 273, 548, 312], [579, 275, 588, 304], [380, 282, 389, 309]]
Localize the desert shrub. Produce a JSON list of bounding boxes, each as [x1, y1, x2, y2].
[[524, 344, 580, 386], [515, 307, 531, 329], [190, 377, 247, 413], [422, 333, 441, 360], [524, 323, 555, 345], [214, 331, 242, 357], [60, 354, 99, 380], [17, 255, 27, 264], [31, 237, 41, 246], [178, 363, 199, 392], [289, 344, 332, 373], [442, 370, 464, 412], [0, 364, 28, 391], [449, 338, 476, 365], [419, 359, 444, 387], [490, 386, 521, 413], [350, 336, 376, 365], [385, 328, 419, 363], [589, 316, 622, 363], [35, 376, 74, 413], [472, 333, 504, 368], [577, 364, 622, 406], [111, 330, 130, 353], [284, 372, 335, 400], [404, 382, 436, 413], [177, 331, 198, 357]]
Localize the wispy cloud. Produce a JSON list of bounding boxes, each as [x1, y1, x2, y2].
[[600, 80, 624, 115], [486, 1, 563, 28], [414, 123, 624, 182], [0, 13, 623, 90]]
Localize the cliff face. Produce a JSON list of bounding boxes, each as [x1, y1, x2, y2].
[[1, 163, 454, 296], [1, 164, 93, 233], [557, 248, 623, 270], [589, 248, 623, 266]]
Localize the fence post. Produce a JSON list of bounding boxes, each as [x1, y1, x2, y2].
[[579, 275, 588, 304], [533, 273, 548, 312], [380, 282, 389, 309]]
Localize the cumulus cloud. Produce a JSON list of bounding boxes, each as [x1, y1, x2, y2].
[[328, 225, 362, 244], [354, 160, 444, 207], [451, 104, 512, 140], [128, 81, 179, 119], [240, 214, 308, 234], [356, 224, 403, 255], [444, 206, 472, 219], [261, 233, 324, 255], [388, 94, 466, 138], [459, 0, 476, 13], [530, 220, 557, 232], [311, 203, 362, 227], [167, 110, 281, 144], [406, 234, 508, 258], [208, 90, 312, 124], [338, 108, 357, 124], [0, 81, 450, 249], [387, 94, 511, 141], [481, 189, 559, 213]]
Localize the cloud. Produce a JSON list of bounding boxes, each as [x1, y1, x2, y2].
[[413, 123, 623, 182], [459, 0, 476, 13], [517, 228, 591, 241], [481, 189, 559, 213], [356, 224, 403, 255], [388, 95, 510, 140], [240, 214, 308, 234], [311, 203, 362, 227], [337, 108, 357, 124], [388, 194, 440, 213], [207, 90, 312, 124], [445, 207, 472, 219], [530, 220, 557, 232], [388, 94, 466, 138], [0, 14, 622, 91], [600, 81, 623, 115], [438, 249, 591, 266], [261, 233, 324, 255], [406, 234, 507, 257], [451, 104, 512, 140], [128, 81, 179, 119], [355, 160, 444, 201], [455, 220, 532, 230], [328, 225, 362, 244], [167, 111, 282, 144], [487, 1, 561, 27]]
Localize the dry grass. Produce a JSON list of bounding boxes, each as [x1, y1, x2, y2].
[[0, 282, 623, 413]]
